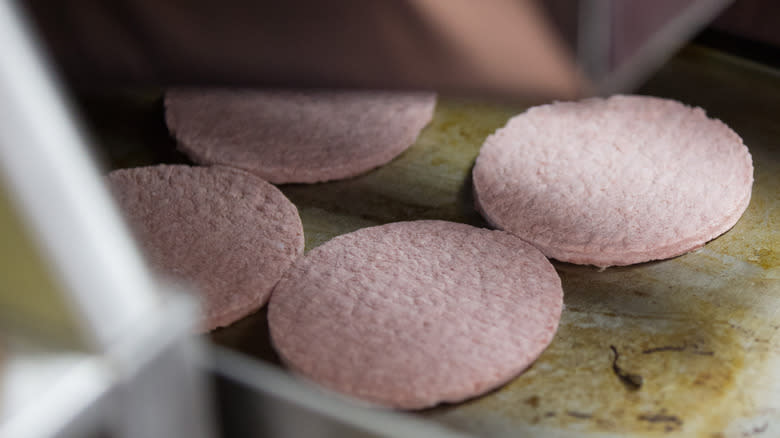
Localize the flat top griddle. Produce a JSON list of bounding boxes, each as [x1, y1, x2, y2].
[[87, 45, 779, 437]]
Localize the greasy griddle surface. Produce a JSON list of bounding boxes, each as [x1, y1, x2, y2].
[[91, 46, 779, 437]]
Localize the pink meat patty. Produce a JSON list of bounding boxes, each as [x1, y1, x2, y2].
[[268, 220, 563, 409], [165, 89, 436, 184], [107, 165, 304, 331], [473, 95, 754, 267]]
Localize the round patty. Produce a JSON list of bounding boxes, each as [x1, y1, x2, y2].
[[268, 220, 563, 409], [107, 165, 304, 331], [473, 95, 754, 267], [165, 89, 436, 184]]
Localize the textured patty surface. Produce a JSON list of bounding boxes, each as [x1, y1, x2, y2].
[[165, 89, 436, 183], [473, 95, 754, 267], [108, 165, 304, 331], [268, 220, 563, 409]]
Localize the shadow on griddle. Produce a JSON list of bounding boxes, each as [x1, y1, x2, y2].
[[209, 306, 282, 366]]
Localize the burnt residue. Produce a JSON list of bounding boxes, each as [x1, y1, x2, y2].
[[643, 344, 715, 356], [637, 412, 683, 427], [638, 412, 684, 432], [745, 422, 769, 436], [638, 413, 682, 424], [524, 395, 540, 408], [610, 346, 643, 390], [566, 411, 592, 420], [642, 345, 686, 354]]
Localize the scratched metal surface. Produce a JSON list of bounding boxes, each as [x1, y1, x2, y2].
[[89, 45, 779, 437], [417, 47, 780, 438]]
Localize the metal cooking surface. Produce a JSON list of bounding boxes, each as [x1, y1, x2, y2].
[[89, 45, 779, 437]]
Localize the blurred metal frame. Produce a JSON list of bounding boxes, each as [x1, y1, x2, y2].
[[0, 1, 214, 437]]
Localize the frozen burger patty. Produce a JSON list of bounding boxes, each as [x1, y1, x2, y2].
[[107, 165, 304, 331], [165, 89, 436, 183], [473, 95, 754, 267], [268, 220, 563, 409]]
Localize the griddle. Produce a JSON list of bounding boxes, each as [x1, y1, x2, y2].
[[84, 44, 779, 437]]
